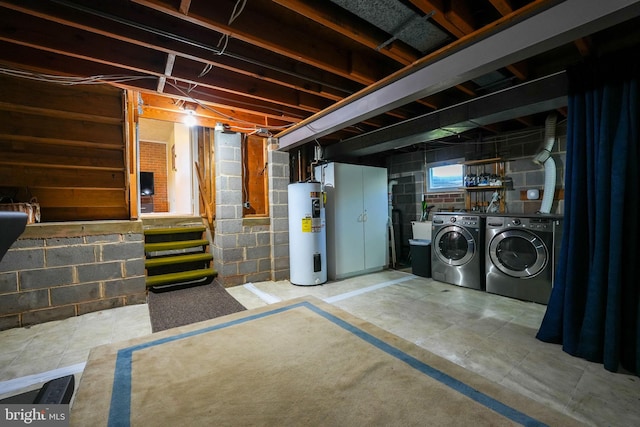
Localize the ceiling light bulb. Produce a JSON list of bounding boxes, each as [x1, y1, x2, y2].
[[184, 111, 196, 127]]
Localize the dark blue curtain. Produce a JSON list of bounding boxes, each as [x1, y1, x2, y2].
[[537, 52, 640, 374]]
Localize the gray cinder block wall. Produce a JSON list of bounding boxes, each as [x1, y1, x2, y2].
[[387, 145, 468, 260], [0, 221, 146, 331], [268, 147, 290, 282], [502, 122, 566, 215], [212, 132, 290, 287], [386, 122, 567, 256]]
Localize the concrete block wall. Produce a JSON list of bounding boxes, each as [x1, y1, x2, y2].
[[212, 133, 290, 287], [500, 123, 566, 215], [385, 122, 567, 254], [387, 146, 468, 259], [0, 221, 147, 331], [387, 152, 426, 262], [268, 147, 290, 282]]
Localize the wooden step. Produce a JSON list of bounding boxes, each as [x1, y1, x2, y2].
[[146, 268, 217, 288], [145, 239, 209, 253], [145, 253, 213, 269], [144, 226, 206, 236]]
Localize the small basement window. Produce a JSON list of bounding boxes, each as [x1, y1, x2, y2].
[[426, 159, 464, 193]]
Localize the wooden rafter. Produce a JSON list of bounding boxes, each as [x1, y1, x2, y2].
[[409, 0, 533, 82], [489, 0, 514, 16], [178, 0, 191, 15], [0, 0, 635, 154]]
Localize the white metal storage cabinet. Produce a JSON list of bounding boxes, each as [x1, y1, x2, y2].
[[316, 162, 388, 280]]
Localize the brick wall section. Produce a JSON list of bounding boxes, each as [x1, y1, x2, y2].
[[212, 133, 290, 287], [140, 141, 169, 212], [0, 221, 146, 331]]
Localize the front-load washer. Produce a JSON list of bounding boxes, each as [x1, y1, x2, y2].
[[485, 215, 563, 304], [431, 213, 484, 289]]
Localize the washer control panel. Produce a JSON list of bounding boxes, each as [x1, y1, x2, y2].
[[433, 214, 480, 228]]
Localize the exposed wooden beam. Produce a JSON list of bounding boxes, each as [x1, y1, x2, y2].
[[489, 0, 514, 16], [272, 0, 419, 66], [131, 0, 396, 85], [0, 10, 334, 115], [0, 46, 306, 131], [515, 116, 535, 127], [445, 0, 476, 35], [409, 0, 465, 38], [411, 0, 531, 82], [488, 0, 526, 81], [455, 82, 477, 97], [506, 64, 528, 81], [139, 92, 294, 131], [278, 0, 640, 149], [574, 37, 593, 56], [178, 0, 191, 15], [0, 1, 354, 103]]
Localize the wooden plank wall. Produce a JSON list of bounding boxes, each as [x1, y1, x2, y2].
[[243, 135, 268, 217], [195, 127, 215, 223], [0, 75, 128, 222]]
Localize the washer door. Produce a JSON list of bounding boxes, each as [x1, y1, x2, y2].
[[433, 225, 476, 266], [489, 230, 548, 278]]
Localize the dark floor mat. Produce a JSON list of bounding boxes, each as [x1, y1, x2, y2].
[[147, 282, 247, 333]]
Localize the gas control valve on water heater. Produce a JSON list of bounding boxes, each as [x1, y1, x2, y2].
[[288, 182, 327, 286]]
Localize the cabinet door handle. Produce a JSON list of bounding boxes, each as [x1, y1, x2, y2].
[[357, 214, 363, 222], [362, 212, 368, 222]]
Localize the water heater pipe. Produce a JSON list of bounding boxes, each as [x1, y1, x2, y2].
[[533, 114, 557, 213], [388, 180, 398, 219], [387, 180, 398, 268]]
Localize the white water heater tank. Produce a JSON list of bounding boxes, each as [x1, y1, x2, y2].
[[288, 182, 327, 286]]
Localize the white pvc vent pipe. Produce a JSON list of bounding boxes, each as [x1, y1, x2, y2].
[[533, 114, 557, 213]]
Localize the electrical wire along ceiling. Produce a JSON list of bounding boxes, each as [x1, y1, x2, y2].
[[1, 0, 640, 158]]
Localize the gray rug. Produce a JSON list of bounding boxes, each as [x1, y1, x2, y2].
[[147, 282, 246, 332]]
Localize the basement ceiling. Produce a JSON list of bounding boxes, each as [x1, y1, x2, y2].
[[1, 0, 640, 160]]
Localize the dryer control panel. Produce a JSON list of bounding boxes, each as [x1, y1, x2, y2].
[[486, 216, 556, 231]]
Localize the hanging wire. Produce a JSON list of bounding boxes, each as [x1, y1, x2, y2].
[[164, 79, 294, 130], [48, 0, 352, 96], [201, 0, 247, 77], [0, 67, 294, 130], [198, 64, 213, 78], [0, 67, 155, 85], [228, 0, 248, 24]]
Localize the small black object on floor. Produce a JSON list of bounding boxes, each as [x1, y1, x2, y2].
[[0, 375, 75, 404], [147, 282, 246, 333]]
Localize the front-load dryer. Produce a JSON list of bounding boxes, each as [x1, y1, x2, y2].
[[485, 215, 562, 304], [431, 213, 484, 289]]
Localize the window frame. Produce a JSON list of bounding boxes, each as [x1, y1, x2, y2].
[[425, 158, 464, 193]]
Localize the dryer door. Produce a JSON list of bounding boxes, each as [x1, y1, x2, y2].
[[433, 225, 476, 266], [488, 230, 548, 278]]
